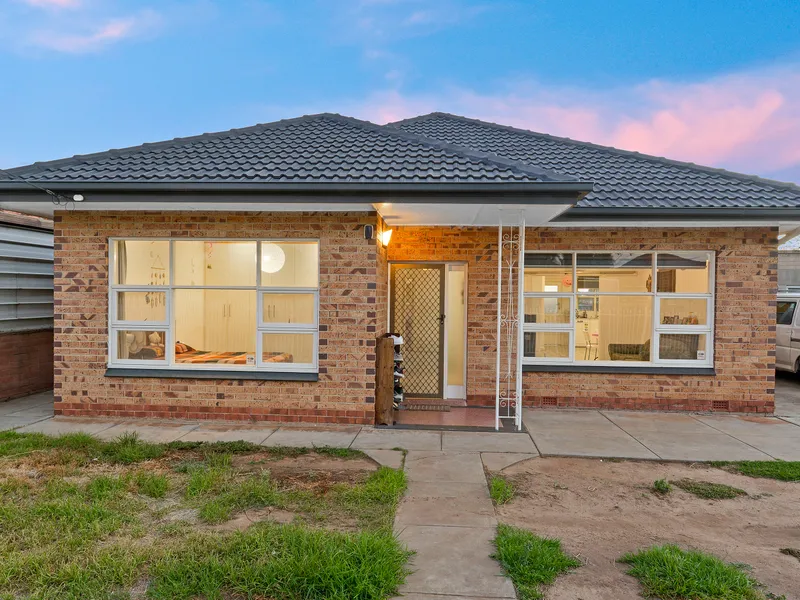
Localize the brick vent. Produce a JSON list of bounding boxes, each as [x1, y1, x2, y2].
[[541, 397, 558, 407], [712, 400, 730, 411]]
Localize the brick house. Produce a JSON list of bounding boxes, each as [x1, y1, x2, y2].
[[1, 113, 798, 428]]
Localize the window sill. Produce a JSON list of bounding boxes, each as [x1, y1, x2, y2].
[[104, 368, 319, 381], [522, 364, 715, 375]]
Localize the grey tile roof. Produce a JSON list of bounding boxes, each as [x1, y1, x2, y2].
[[390, 113, 800, 210], [1, 113, 576, 186]]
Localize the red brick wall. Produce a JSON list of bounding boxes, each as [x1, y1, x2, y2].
[[53, 211, 382, 424], [390, 226, 777, 414], [0, 329, 54, 401]]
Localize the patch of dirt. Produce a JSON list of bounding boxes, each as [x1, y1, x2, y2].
[[232, 453, 376, 491], [498, 458, 800, 600], [209, 507, 297, 532]]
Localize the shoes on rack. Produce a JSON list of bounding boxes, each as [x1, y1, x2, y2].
[[394, 352, 403, 362], [388, 334, 404, 346], [393, 369, 404, 378]]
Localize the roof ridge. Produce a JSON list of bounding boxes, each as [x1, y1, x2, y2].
[[4, 112, 580, 185], [323, 113, 580, 183], [389, 112, 800, 195]]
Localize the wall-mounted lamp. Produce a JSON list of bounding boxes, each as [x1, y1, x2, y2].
[[380, 229, 393, 246], [73, 194, 84, 202]]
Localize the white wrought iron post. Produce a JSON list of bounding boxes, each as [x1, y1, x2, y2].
[[495, 211, 525, 431]]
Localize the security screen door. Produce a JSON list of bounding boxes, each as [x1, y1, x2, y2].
[[390, 263, 445, 398]]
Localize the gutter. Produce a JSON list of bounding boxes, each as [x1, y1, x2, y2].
[[553, 207, 800, 222], [0, 180, 594, 196]]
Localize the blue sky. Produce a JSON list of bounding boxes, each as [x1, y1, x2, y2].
[[1, 0, 799, 182]]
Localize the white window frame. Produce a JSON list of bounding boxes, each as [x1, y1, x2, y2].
[[108, 238, 320, 373], [523, 250, 715, 368]]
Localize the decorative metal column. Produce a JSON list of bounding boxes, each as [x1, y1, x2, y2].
[[495, 211, 526, 431]]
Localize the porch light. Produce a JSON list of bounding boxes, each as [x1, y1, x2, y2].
[[261, 242, 286, 274], [380, 229, 393, 246]]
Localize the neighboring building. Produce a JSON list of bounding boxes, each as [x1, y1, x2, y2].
[[0, 113, 798, 426], [0, 210, 54, 401], [778, 235, 800, 289]]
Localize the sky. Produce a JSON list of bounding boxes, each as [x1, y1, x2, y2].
[[1, 0, 799, 183]]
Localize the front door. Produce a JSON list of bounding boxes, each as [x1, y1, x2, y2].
[[390, 264, 445, 398]]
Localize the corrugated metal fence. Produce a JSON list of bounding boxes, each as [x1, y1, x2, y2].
[[0, 222, 54, 332]]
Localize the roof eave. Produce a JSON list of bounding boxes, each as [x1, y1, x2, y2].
[[0, 180, 594, 197], [555, 207, 800, 222]]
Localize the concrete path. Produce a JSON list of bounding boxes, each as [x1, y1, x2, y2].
[[523, 408, 800, 461], [4, 390, 800, 461], [393, 451, 516, 599]]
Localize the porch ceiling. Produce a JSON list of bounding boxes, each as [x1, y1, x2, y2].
[[374, 202, 571, 226]]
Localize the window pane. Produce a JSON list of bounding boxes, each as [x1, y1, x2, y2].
[[116, 330, 166, 361], [659, 334, 707, 361], [262, 333, 315, 364], [578, 295, 652, 361], [261, 241, 319, 288], [657, 252, 710, 293], [577, 252, 652, 293], [174, 289, 256, 366], [114, 240, 169, 285], [523, 297, 570, 324], [523, 331, 570, 359], [262, 293, 315, 324], [524, 254, 573, 293], [777, 301, 797, 325], [174, 241, 257, 286], [659, 297, 708, 326], [117, 292, 166, 322]]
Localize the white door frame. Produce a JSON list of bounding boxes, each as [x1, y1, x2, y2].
[[388, 261, 468, 400]]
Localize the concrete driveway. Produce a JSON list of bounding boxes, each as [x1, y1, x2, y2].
[[776, 370, 800, 417]]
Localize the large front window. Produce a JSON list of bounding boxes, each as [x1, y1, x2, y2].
[[109, 239, 319, 372], [523, 251, 714, 367]]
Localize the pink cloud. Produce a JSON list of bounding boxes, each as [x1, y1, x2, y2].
[[23, 0, 81, 8], [351, 64, 800, 181], [29, 9, 161, 53]]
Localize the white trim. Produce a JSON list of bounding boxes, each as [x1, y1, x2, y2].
[[107, 238, 320, 373], [522, 250, 715, 368]]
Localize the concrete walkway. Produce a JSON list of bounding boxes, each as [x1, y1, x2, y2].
[[393, 452, 517, 600], [3, 391, 800, 461]]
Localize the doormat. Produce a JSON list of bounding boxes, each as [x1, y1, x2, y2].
[[401, 404, 451, 412]]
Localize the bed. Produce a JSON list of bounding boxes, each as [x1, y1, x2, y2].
[[173, 342, 292, 365]]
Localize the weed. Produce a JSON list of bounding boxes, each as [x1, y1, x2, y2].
[[674, 479, 747, 500], [133, 472, 170, 499], [101, 432, 165, 464], [198, 473, 280, 523], [711, 461, 800, 482], [492, 524, 580, 600], [652, 479, 671, 494], [314, 446, 366, 459], [265, 445, 310, 459], [620, 545, 763, 600], [489, 475, 515, 505]]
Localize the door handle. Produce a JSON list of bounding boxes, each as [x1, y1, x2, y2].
[[439, 314, 445, 324]]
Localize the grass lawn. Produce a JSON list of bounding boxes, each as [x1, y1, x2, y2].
[[491, 524, 580, 600], [711, 461, 800, 482], [620, 545, 769, 600], [0, 430, 410, 600], [673, 479, 747, 500], [488, 474, 515, 505]]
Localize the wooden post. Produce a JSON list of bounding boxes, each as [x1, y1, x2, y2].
[[375, 337, 395, 426]]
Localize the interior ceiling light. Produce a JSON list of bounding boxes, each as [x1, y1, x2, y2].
[[261, 242, 286, 274]]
